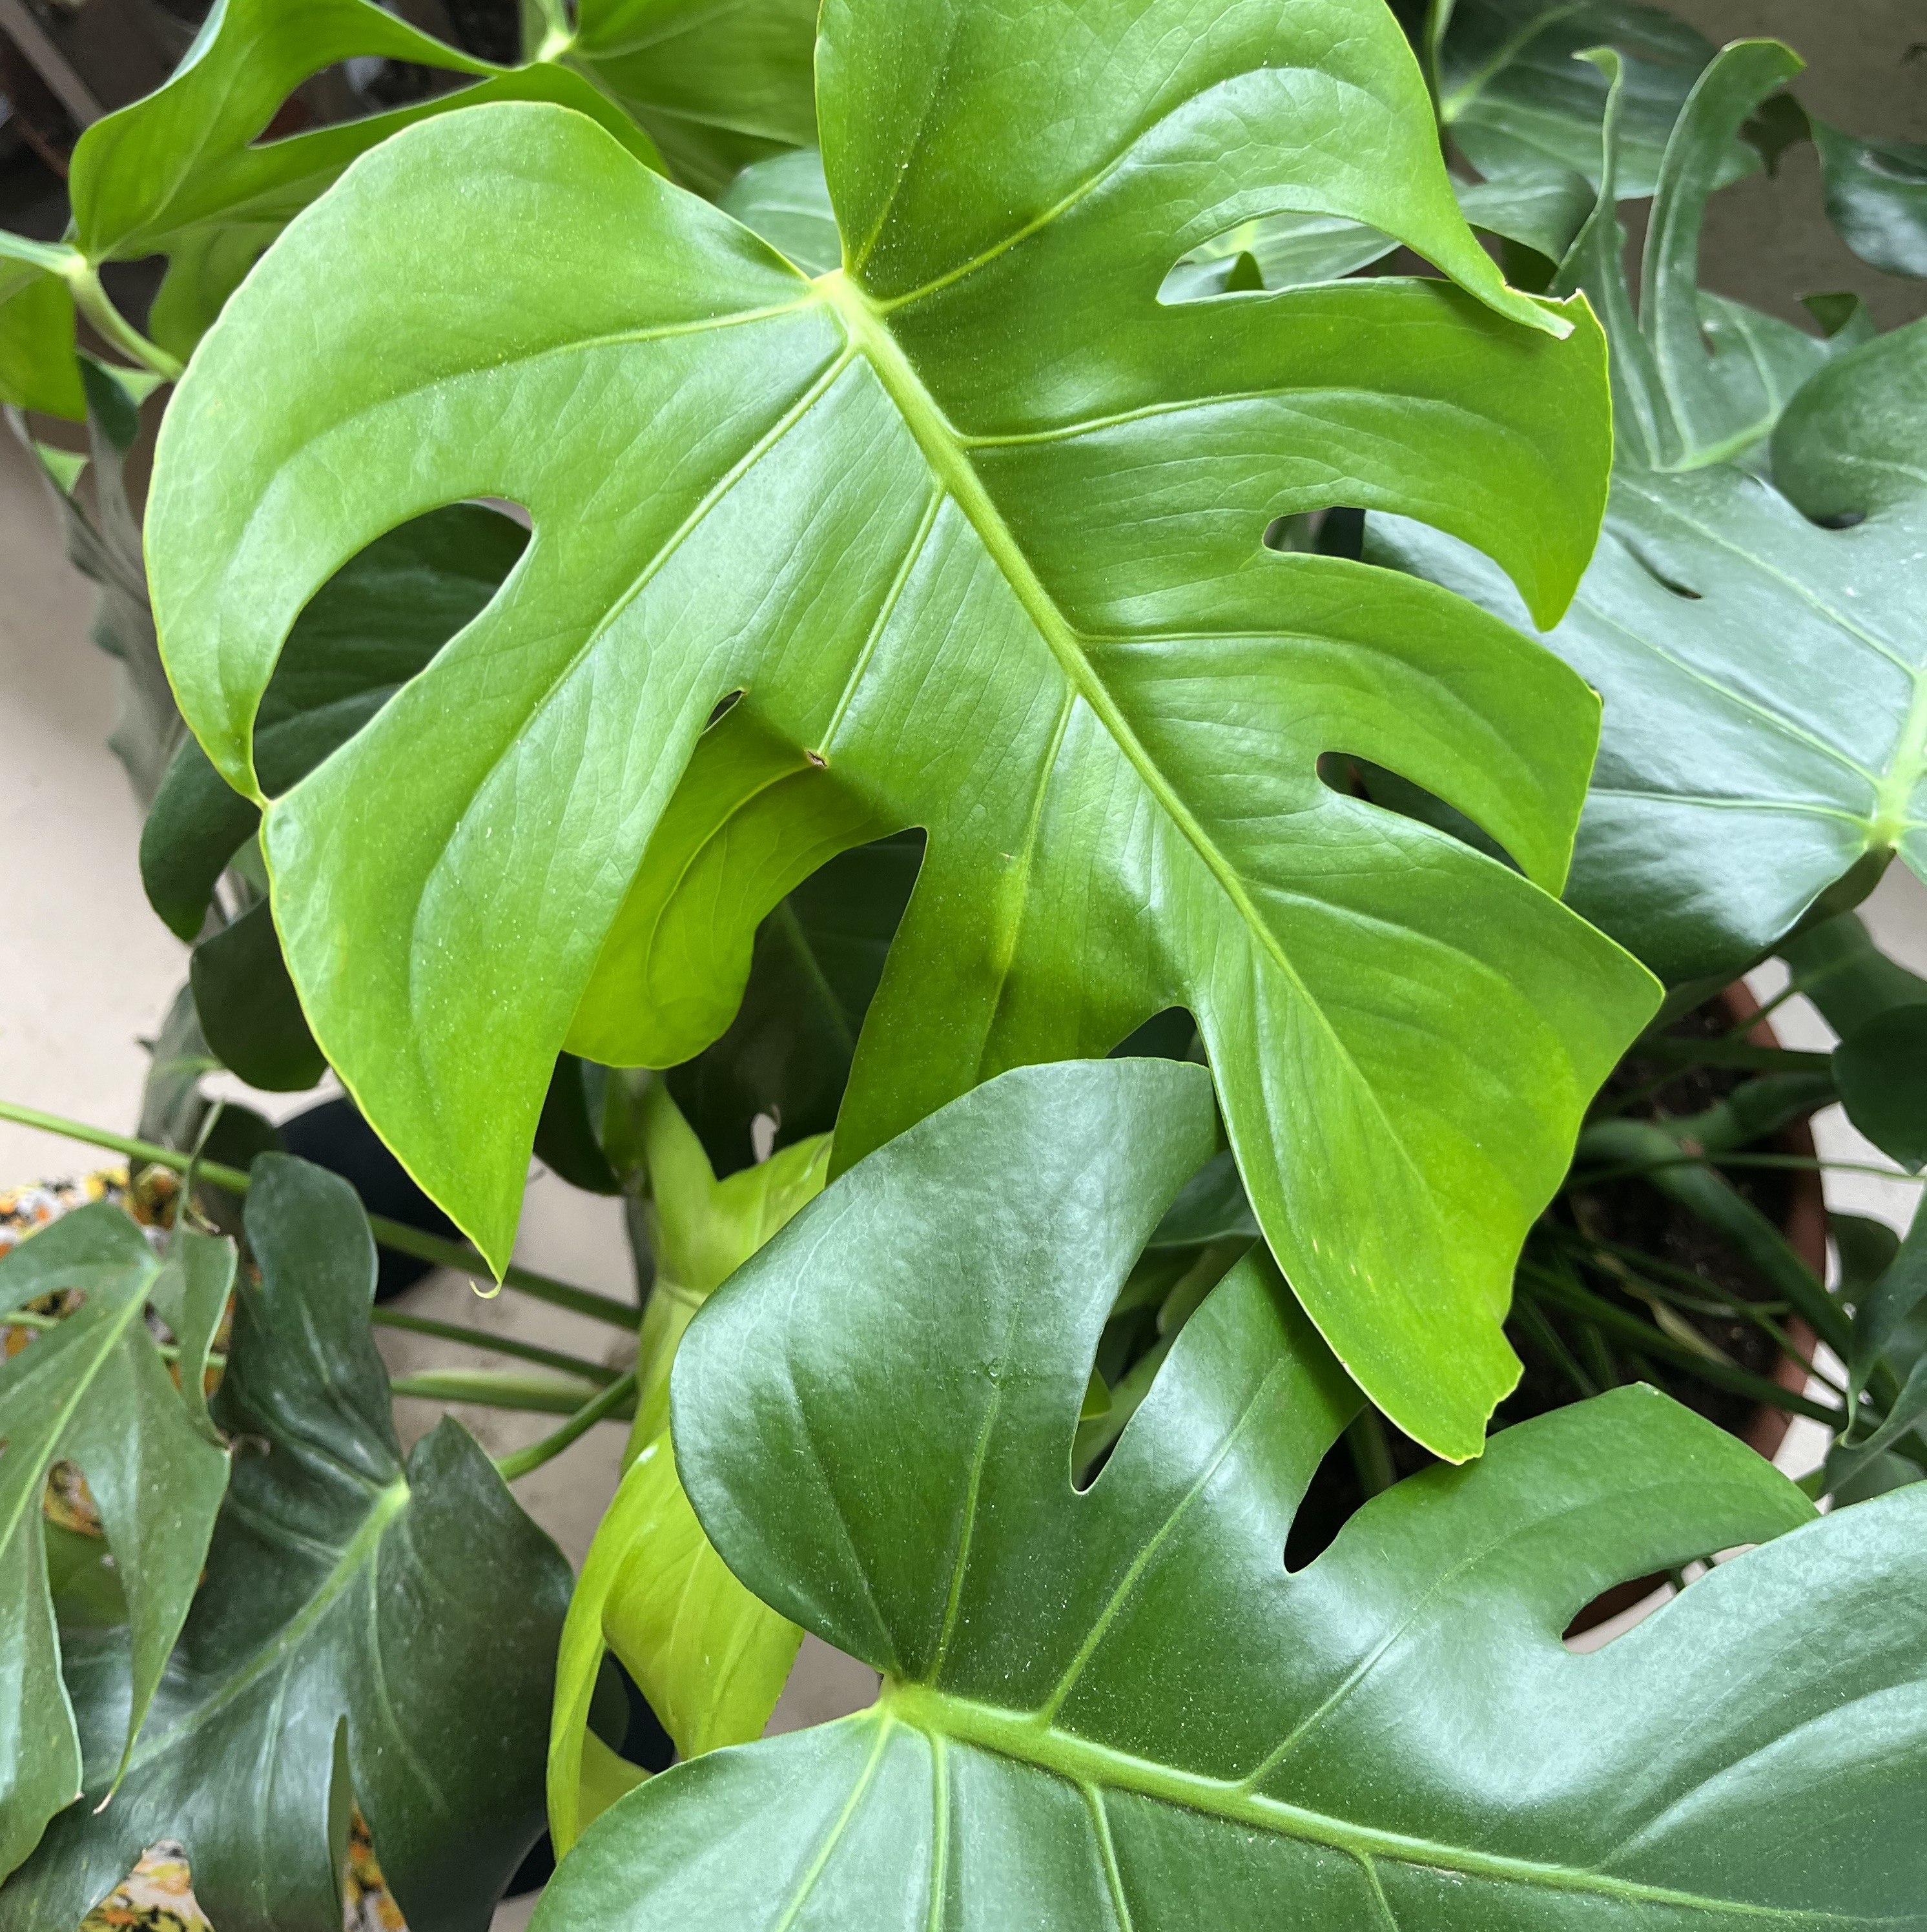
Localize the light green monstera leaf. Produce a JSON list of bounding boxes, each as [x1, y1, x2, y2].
[[0, 0, 662, 411], [531, 1058, 1927, 1926], [147, 0, 1656, 1459], [1371, 44, 1923, 987], [541, 0, 821, 198]]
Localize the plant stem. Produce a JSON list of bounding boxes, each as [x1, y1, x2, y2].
[[0, 1097, 639, 1330], [1509, 1291, 1599, 1398], [1, 1306, 57, 1330], [494, 1370, 639, 1481], [1521, 1263, 1845, 1428], [391, 1366, 623, 1416], [1580, 1149, 1924, 1189], [370, 1306, 622, 1383], [63, 260, 184, 381]]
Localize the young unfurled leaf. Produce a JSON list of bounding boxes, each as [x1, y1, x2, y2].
[[149, 0, 1653, 1457], [548, 1089, 823, 1852], [532, 1057, 1926, 1927], [0, 1211, 229, 1880], [0, 1159, 572, 1930], [548, 1435, 801, 1855], [1372, 45, 1926, 986]]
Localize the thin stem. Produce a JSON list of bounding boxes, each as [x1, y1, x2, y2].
[[390, 1366, 623, 1416], [1509, 1291, 1599, 1398], [366, 1218, 640, 1330], [370, 1306, 622, 1383], [0, 1097, 639, 1330], [1578, 1149, 1922, 1188], [1, 1306, 57, 1330], [495, 1369, 639, 1481], [1727, 972, 1819, 1038], [63, 261, 183, 382], [1520, 1262, 1846, 1428]]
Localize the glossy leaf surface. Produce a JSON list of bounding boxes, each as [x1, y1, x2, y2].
[[1773, 319, 1927, 522], [149, 0, 1650, 1457], [1436, 0, 1747, 198], [0, 1158, 572, 1931], [1372, 46, 1924, 985], [0, 1211, 229, 1881], [535, 1058, 1926, 1926], [557, 0, 819, 196], [1813, 120, 1927, 280]]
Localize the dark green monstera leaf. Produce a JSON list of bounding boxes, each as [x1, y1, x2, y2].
[[1371, 43, 1923, 987], [544, 0, 821, 198], [0, 1158, 572, 1931], [1812, 121, 1927, 280], [147, 0, 1655, 1459], [0, 1215, 231, 1880], [1433, 0, 1749, 198], [529, 1058, 1926, 1926]]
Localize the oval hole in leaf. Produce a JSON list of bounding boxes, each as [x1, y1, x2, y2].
[[1159, 207, 1396, 303]]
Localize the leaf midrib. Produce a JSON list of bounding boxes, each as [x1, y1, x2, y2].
[[880, 1683, 1862, 1922], [114, 1474, 410, 1781], [0, 1272, 154, 1558], [812, 270, 1361, 1109]]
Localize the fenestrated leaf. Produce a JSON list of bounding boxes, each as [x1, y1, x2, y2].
[[1773, 319, 1927, 522], [0, 1157, 573, 1931], [147, 1229, 236, 1447], [1159, 209, 1395, 301], [1436, 0, 1749, 198], [550, 0, 819, 197], [0, 1210, 229, 1881], [148, 0, 1653, 1457], [1370, 45, 1926, 987], [141, 503, 528, 941], [1813, 119, 1927, 280], [1453, 166, 1594, 289], [531, 1056, 1926, 1926]]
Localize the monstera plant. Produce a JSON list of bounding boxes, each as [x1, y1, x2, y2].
[[3, 0, 1926, 1923]]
